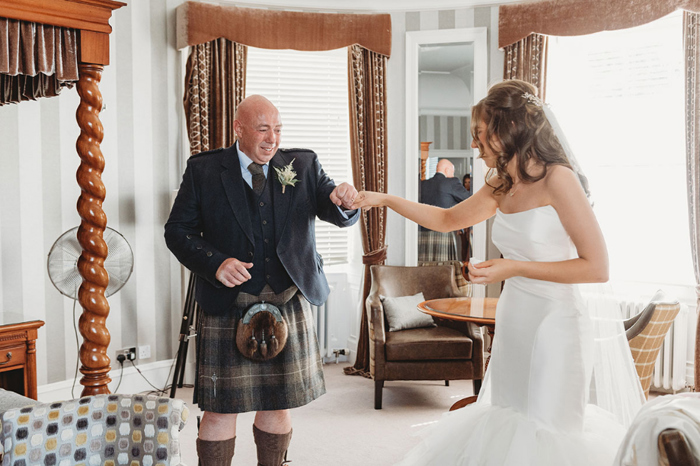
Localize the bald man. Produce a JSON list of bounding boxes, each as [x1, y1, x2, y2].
[[420, 159, 469, 210], [418, 159, 470, 261], [165, 95, 360, 465]]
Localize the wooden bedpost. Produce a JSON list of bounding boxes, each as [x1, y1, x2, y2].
[[76, 60, 111, 395], [0, 0, 126, 395]]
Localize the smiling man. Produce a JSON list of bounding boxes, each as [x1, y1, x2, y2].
[[165, 95, 360, 466]]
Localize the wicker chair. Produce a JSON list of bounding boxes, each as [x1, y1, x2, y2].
[[624, 290, 681, 398], [366, 264, 484, 409]]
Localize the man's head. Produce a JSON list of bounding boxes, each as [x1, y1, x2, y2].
[[234, 95, 282, 164], [435, 159, 455, 178]]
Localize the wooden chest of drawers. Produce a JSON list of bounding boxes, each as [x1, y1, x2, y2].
[[0, 321, 44, 400]]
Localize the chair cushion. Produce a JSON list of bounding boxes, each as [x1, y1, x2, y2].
[[381, 292, 435, 331], [385, 326, 473, 361], [0, 394, 189, 465]]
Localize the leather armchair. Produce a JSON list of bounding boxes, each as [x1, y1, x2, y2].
[[367, 264, 485, 409]]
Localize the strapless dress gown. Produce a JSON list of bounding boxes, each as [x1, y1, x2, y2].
[[398, 205, 628, 466]]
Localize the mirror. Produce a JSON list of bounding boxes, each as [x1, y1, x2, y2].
[[405, 28, 487, 294]]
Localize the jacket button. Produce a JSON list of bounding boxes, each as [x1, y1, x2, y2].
[[248, 251, 254, 257], [264, 238, 269, 244], [206, 251, 212, 257], [259, 202, 264, 207], [266, 274, 271, 279], [262, 220, 267, 225], [186, 235, 192, 239], [265, 258, 270, 262], [196, 245, 202, 250]]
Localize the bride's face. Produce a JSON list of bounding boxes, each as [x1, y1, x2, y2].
[[471, 120, 501, 168]]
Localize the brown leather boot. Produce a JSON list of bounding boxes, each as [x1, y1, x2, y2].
[[253, 424, 293, 466], [196, 437, 236, 466]]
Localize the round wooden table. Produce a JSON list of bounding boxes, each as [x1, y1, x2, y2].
[[418, 297, 498, 411]]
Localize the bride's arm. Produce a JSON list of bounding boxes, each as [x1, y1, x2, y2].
[[469, 165, 609, 285], [352, 184, 498, 232]]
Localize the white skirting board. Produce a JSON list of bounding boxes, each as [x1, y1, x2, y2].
[[36, 358, 197, 403]]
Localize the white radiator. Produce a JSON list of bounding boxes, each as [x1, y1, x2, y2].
[[311, 301, 331, 359], [619, 300, 691, 392]]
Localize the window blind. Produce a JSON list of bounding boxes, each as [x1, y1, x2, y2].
[[246, 47, 352, 266]]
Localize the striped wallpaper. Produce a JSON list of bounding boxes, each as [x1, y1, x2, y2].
[[0, 0, 185, 386], [0, 0, 505, 388], [419, 115, 471, 151]]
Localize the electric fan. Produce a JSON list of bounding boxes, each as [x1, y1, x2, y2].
[[47, 226, 134, 299]]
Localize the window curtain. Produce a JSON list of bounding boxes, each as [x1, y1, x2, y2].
[[183, 38, 247, 154], [498, 0, 700, 49], [0, 18, 78, 106], [503, 33, 548, 101], [685, 11, 700, 391], [345, 45, 389, 377]]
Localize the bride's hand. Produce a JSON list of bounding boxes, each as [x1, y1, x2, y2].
[[467, 259, 516, 284], [351, 191, 385, 210]]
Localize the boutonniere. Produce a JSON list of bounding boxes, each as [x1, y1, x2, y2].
[[274, 158, 299, 194]]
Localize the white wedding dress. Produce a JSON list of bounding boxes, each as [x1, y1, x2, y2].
[[398, 205, 639, 466]]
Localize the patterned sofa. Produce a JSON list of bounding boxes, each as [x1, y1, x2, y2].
[[0, 389, 189, 465]]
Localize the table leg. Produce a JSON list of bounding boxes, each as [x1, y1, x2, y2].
[[449, 324, 495, 411]]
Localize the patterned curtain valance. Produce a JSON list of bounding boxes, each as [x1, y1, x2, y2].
[[499, 0, 700, 49], [176, 1, 392, 57], [0, 18, 79, 105]]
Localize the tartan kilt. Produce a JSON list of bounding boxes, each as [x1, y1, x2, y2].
[[418, 229, 458, 262], [195, 287, 326, 413]]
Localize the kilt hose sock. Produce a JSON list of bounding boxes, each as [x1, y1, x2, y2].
[[253, 424, 293, 466], [196, 437, 236, 466]]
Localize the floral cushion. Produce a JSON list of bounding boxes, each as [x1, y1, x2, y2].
[[0, 394, 189, 466]]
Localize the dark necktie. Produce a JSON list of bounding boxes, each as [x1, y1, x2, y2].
[[248, 163, 265, 196]]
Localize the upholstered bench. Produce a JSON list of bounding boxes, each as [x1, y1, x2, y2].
[[0, 390, 189, 465]]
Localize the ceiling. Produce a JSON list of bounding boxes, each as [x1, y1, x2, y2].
[[419, 43, 473, 73]]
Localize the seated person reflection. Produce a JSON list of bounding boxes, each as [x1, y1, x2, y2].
[[419, 159, 470, 262]]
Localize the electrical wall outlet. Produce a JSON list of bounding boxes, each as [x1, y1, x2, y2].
[[138, 345, 151, 360], [116, 347, 136, 362]]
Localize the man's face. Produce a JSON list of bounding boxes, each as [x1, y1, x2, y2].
[[235, 105, 282, 165]]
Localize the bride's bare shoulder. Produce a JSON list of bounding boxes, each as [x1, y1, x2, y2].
[[545, 164, 588, 204], [544, 164, 578, 185]]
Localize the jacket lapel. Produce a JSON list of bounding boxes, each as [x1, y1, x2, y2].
[[221, 143, 254, 245], [270, 151, 293, 243]]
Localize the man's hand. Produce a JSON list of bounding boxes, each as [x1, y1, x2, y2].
[[329, 182, 359, 210], [216, 258, 253, 287]]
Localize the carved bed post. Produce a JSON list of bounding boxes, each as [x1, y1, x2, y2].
[[76, 61, 111, 395], [0, 0, 125, 396]]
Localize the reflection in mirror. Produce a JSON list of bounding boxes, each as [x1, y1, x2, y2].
[[417, 42, 474, 265]]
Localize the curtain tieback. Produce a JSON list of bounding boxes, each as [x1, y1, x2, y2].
[[362, 247, 387, 265]]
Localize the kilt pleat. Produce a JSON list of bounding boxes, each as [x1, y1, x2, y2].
[[195, 288, 325, 413], [418, 230, 458, 262]]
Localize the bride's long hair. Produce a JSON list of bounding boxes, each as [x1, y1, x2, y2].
[[471, 79, 571, 196]]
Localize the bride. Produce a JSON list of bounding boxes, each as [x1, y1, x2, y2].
[[351, 79, 644, 465]]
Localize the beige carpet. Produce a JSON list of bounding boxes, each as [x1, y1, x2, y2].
[[176, 362, 477, 465]]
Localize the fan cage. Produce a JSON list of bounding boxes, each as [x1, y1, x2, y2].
[[47, 226, 134, 300]]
